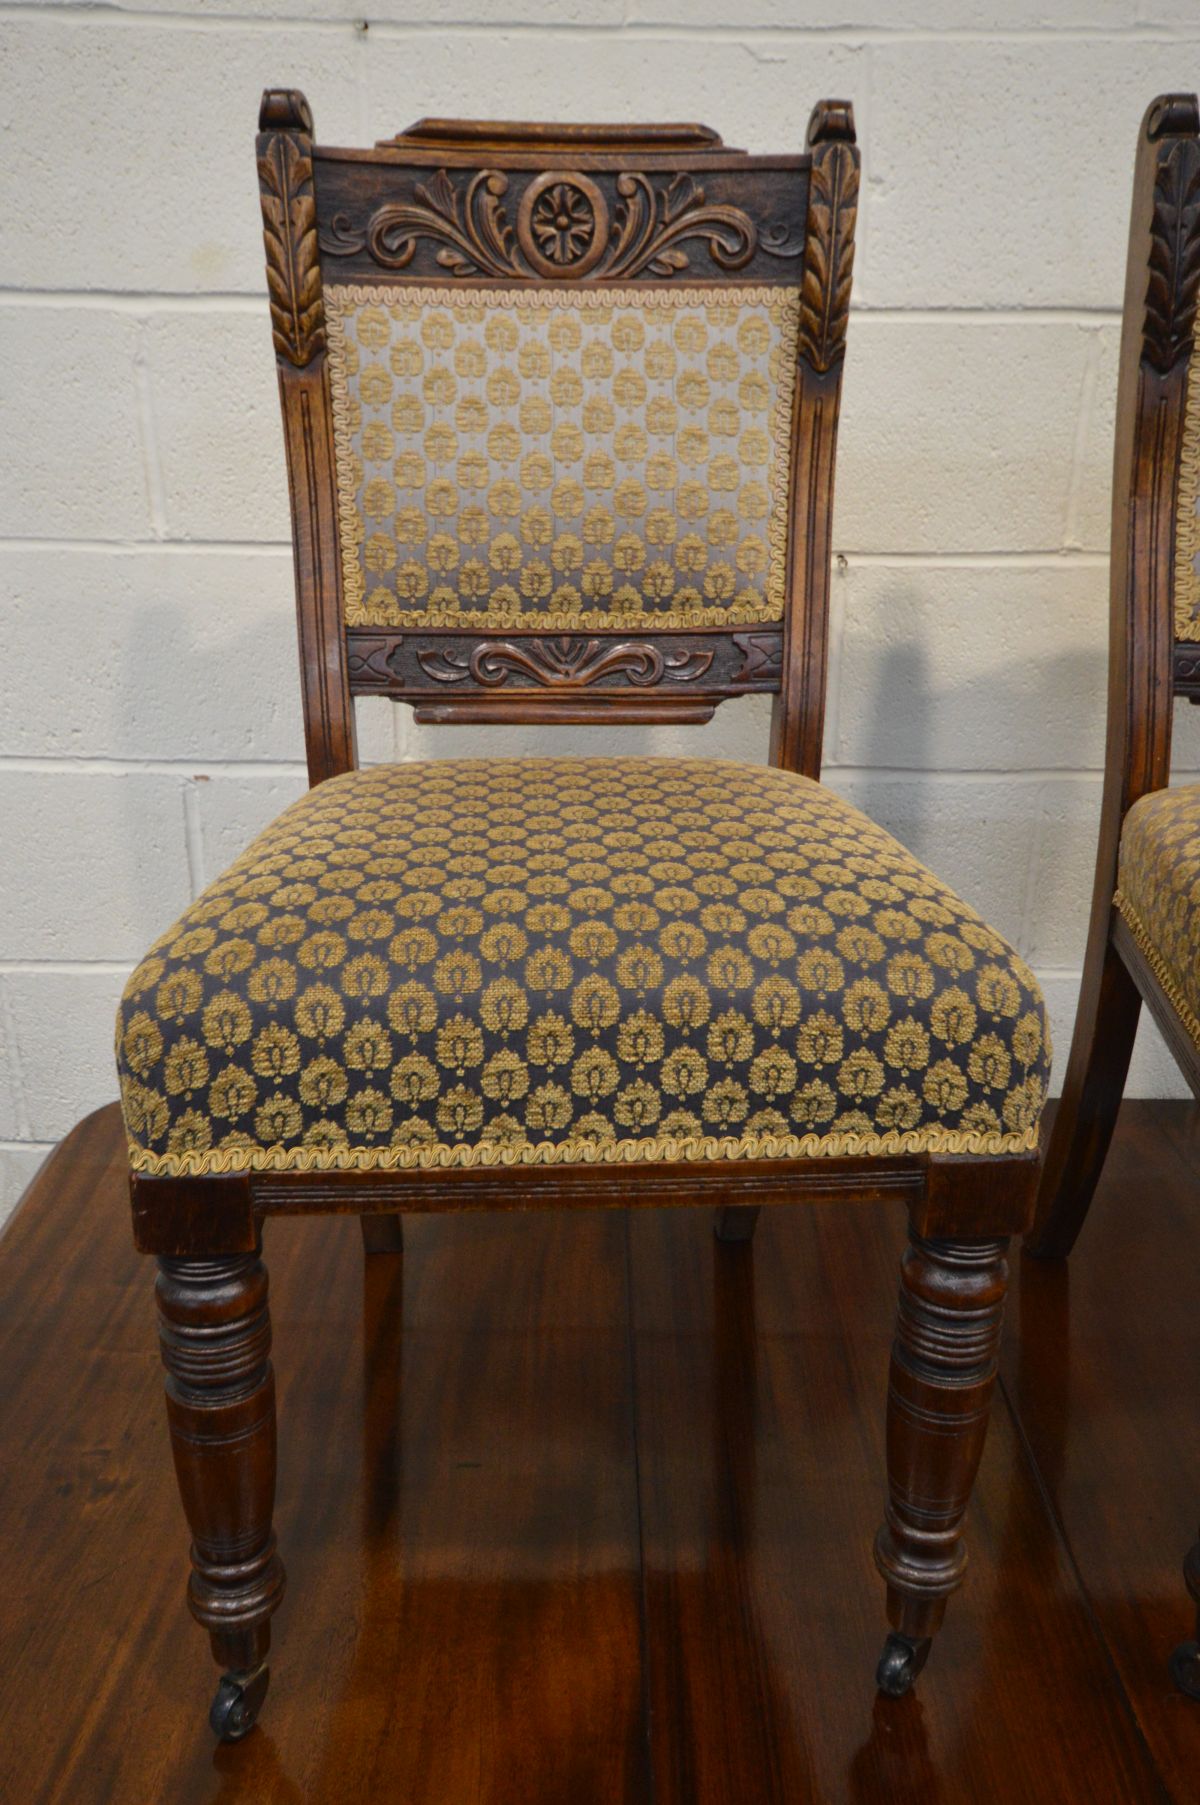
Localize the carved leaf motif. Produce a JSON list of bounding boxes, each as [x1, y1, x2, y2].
[[798, 141, 858, 374], [258, 133, 324, 366], [421, 167, 459, 223], [356, 170, 517, 277], [416, 635, 714, 688], [1144, 142, 1200, 376], [607, 169, 757, 278]]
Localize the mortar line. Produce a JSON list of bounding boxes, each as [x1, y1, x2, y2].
[[1, 5, 1196, 42], [0, 961, 135, 976], [0, 292, 1124, 326], [0, 537, 1110, 566]]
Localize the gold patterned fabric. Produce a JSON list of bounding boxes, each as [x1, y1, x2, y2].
[[116, 759, 1049, 1178], [1177, 351, 1200, 640], [325, 286, 799, 631], [1116, 783, 1200, 1044]]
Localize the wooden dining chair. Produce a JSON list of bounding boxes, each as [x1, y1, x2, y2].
[[1026, 92, 1200, 1701], [115, 90, 1050, 1740]]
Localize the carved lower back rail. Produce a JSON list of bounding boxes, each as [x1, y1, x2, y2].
[[346, 625, 785, 723]]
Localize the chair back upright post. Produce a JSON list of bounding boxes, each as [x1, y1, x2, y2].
[[255, 91, 858, 787], [1027, 92, 1200, 1259], [1105, 95, 1200, 863]]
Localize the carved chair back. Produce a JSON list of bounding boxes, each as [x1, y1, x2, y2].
[[257, 94, 858, 785]]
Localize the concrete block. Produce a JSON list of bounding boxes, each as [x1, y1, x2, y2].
[[0, 18, 360, 294], [0, 772, 194, 962], [1020, 775, 1101, 969], [832, 559, 1108, 771], [0, 547, 307, 761], [365, 30, 866, 164], [867, 37, 1200, 309], [145, 311, 291, 542], [0, 1146, 54, 1233], [1171, 703, 1200, 775], [190, 771, 309, 887], [835, 319, 1092, 554], [4, 968, 128, 1143], [355, 697, 403, 765], [0, 309, 148, 539]]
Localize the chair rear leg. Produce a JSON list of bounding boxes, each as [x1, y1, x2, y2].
[[360, 1213, 405, 1254], [873, 1229, 1009, 1696], [1171, 1532, 1200, 1700], [1025, 938, 1141, 1260], [714, 1206, 761, 1244], [156, 1247, 286, 1740]]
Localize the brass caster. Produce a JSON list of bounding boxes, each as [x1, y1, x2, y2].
[[1169, 1639, 1200, 1701], [209, 1663, 270, 1741], [875, 1631, 931, 1698]]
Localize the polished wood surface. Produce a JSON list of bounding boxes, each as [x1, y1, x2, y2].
[[2, 1101, 1198, 1801]]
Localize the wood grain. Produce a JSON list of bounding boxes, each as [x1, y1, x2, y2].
[[1008, 1098, 1200, 1805], [628, 1199, 1162, 1804], [6, 1103, 1200, 1800]]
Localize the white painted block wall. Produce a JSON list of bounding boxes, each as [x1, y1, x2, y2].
[[2, 0, 1199, 1226]]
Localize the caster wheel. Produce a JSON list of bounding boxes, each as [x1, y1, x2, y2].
[[1169, 1640, 1200, 1701], [875, 1631, 931, 1698], [209, 1664, 270, 1742]]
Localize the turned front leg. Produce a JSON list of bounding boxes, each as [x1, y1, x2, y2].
[[156, 1248, 286, 1739], [873, 1230, 1009, 1695]]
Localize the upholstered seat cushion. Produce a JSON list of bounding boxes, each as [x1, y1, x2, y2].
[[115, 758, 1049, 1177], [1116, 783, 1200, 1043]]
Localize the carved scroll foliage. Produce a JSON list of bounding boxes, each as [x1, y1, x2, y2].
[[606, 172, 756, 277], [320, 164, 792, 281], [258, 132, 324, 365], [1144, 140, 1200, 376], [798, 140, 858, 374], [416, 636, 715, 688]]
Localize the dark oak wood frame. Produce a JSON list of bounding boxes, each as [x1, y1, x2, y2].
[[130, 88, 1042, 1739], [1025, 92, 1200, 1702]]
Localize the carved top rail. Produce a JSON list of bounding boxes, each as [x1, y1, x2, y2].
[[312, 117, 811, 288]]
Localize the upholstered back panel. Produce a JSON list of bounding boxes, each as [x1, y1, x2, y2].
[[325, 284, 801, 632], [1177, 346, 1200, 640], [258, 97, 857, 764]]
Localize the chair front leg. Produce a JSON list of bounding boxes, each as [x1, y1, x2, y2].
[[156, 1247, 286, 1740], [714, 1205, 760, 1243], [873, 1228, 1009, 1696], [1171, 1532, 1200, 1699], [360, 1212, 405, 1254]]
